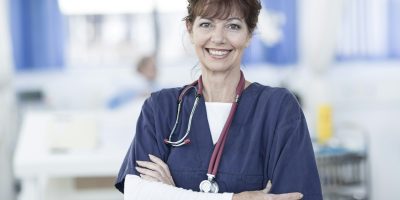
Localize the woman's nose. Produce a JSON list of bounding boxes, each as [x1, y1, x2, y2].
[[210, 27, 225, 44]]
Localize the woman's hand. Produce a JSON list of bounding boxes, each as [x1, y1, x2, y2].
[[136, 154, 175, 186], [232, 181, 303, 200]]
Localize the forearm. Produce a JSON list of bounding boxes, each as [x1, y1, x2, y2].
[[124, 175, 233, 200]]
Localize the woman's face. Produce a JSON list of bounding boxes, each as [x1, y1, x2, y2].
[[188, 14, 251, 73]]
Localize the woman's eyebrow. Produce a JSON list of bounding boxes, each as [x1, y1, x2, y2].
[[198, 17, 242, 23], [199, 17, 213, 21], [226, 17, 243, 22]]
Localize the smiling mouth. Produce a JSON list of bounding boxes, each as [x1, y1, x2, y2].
[[206, 48, 232, 58]]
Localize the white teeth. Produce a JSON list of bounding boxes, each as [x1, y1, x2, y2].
[[209, 49, 229, 56]]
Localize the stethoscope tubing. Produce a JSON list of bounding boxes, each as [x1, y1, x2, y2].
[[166, 95, 200, 146], [164, 84, 199, 147]]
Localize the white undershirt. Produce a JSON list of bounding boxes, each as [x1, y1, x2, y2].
[[205, 102, 233, 144]]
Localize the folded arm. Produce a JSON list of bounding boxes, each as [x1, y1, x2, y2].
[[133, 155, 303, 200]]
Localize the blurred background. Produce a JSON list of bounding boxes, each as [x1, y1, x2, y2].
[[0, 0, 399, 199]]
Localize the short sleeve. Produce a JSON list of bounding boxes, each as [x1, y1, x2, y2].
[[115, 96, 167, 193], [268, 91, 323, 199]]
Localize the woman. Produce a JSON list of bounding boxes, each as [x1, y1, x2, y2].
[[116, 0, 322, 199]]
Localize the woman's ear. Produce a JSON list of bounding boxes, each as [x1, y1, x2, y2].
[[186, 21, 192, 33]]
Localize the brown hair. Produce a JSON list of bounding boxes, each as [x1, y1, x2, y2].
[[184, 0, 262, 33]]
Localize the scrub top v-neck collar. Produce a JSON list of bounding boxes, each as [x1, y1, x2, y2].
[[191, 83, 257, 169]]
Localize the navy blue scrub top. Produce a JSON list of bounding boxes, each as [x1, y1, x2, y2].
[[115, 83, 323, 199]]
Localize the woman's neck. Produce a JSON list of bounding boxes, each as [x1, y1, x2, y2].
[[201, 68, 246, 103]]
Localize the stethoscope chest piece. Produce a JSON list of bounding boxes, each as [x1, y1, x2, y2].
[[199, 174, 219, 193]]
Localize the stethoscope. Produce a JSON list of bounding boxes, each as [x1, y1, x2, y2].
[[164, 71, 246, 193]]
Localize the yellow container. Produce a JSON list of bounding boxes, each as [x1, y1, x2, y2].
[[317, 104, 332, 145]]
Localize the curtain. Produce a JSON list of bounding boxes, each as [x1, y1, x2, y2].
[[336, 0, 400, 61], [9, 0, 65, 71], [243, 0, 298, 66]]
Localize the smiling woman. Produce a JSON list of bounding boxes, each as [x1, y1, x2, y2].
[[115, 0, 323, 199], [189, 16, 250, 77]]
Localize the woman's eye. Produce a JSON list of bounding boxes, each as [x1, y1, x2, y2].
[[199, 23, 211, 28], [227, 24, 241, 30]]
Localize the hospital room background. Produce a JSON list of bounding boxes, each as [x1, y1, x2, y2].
[[0, 0, 399, 199]]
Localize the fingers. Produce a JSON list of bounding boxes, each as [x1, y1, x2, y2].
[[269, 193, 303, 200], [261, 180, 302, 199], [140, 174, 158, 182], [136, 155, 175, 186], [136, 160, 167, 178], [149, 154, 172, 178], [136, 164, 174, 185], [136, 166, 163, 179]]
